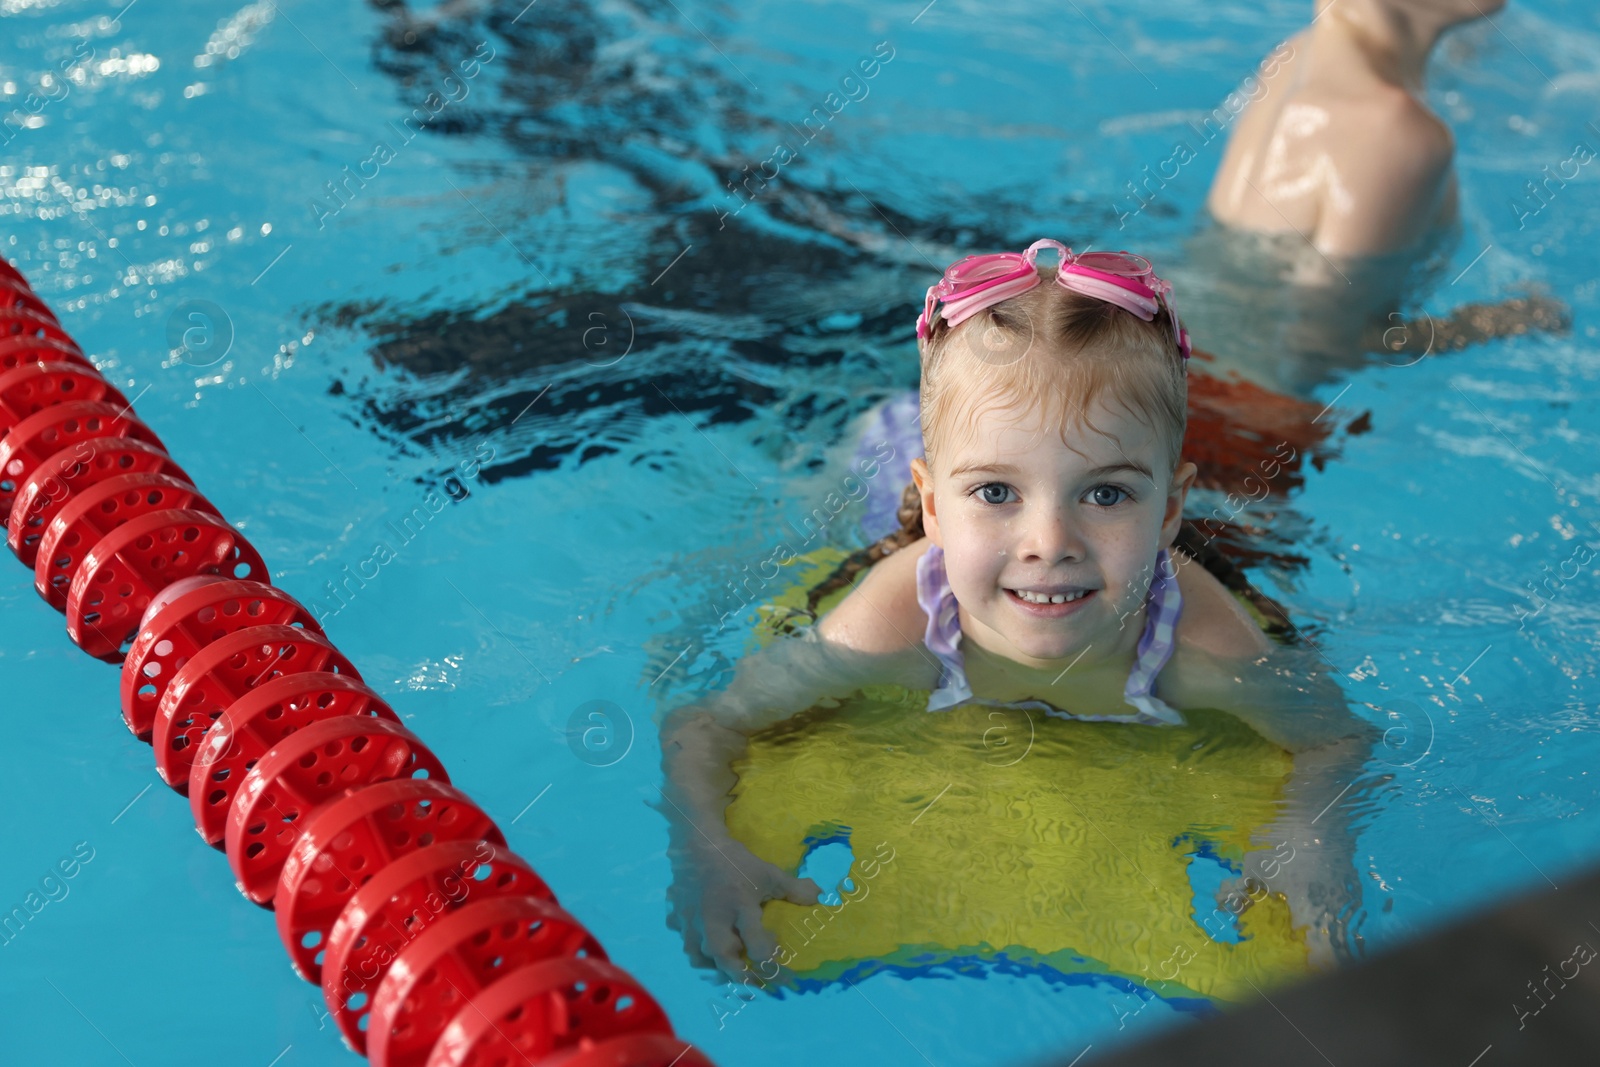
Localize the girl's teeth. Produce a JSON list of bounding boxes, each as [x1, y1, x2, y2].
[[1014, 589, 1088, 604]]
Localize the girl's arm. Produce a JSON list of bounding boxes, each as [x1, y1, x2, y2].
[[657, 534, 934, 863], [1173, 642, 1382, 967], [658, 593, 938, 979], [659, 620, 938, 834], [1232, 727, 1380, 969]]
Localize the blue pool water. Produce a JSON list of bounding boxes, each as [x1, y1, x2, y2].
[[3, 1, 1600, 1065]]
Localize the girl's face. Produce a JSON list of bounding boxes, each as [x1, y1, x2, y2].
[[911, 392, 1195, 670]]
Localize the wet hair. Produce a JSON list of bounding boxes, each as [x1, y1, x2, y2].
[[917, 266, 1188, 480]]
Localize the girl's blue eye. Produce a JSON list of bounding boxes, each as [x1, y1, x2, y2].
[[975, 483, 1014, 505], [1088, 484, 1130, 507]]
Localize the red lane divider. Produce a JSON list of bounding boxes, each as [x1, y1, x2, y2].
[[423, 958, 676, 1067], [2, 396, 163, 522], [366, 894, 607, 1067], [323, 839, 553, 1054], [0, 259, 32, 290], [121, 576, 319, 739], [538, 1033, 716, 1067], [38, 472, 220, 611], [0, 336, 91, 374], [10, 429, 178, 571], [0, 360, 127, 436], [226, 719, 418, 907], [67, 508, 270, 660], [276, 777, 504, 984], [0, 310, 77, 348], [189, 677, 421, 847], [0, 262, 704, 1066], [152, 624, 354, 792], [0, 279, 59, 323]]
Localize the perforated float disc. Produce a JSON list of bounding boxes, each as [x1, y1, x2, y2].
[[322, 838, 552, 1053], [0, 361, 126, 441], [36, 473, 218, 614], [225, 699, 433, 907], [190, 681, 413, 847], [534, 1033, 714, 1067], [419, 957, 673, 1067], [0, 281, 58, 324], [151, 625, 355, 793], [121, 578, 315, 740], [366, 896, 608, 1067], [0, 259, 28, 290], [65, 508, 270, 661], [274, 779, 505, 984], [9, 433, 180, 568], [1, 403, 166, 536], [0, 311, 76, 349], [0, 337, 88, 375], [1, 399, 165, 526]]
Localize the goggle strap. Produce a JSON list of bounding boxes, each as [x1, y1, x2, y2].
[[1056, 271, 1159, 320], [939, 272, 1043, 329]]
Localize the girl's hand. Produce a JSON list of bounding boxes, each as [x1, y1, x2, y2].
[[666, 836, 822, 982], [1215, 838, 1362, 970]]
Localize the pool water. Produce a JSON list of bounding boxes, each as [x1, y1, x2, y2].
[[3, 0, 1600, 1064]]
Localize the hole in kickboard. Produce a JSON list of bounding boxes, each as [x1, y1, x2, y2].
[[1180, 836, 1247, 946]]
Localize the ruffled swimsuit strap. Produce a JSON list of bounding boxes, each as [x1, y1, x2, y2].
[[1121, 548, 1186, 725], [914, 543, 974, 711]]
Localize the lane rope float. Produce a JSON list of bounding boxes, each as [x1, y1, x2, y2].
[[11, 433, 182, 570], [0, 261, 711, 1067]]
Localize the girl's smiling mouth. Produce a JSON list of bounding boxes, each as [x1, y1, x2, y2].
[[1005, 586, 1098, 617]]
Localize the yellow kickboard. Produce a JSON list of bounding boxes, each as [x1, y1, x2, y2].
[[723, 546, 1310, 1005]]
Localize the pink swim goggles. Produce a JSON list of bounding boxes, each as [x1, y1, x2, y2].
[[916, 237, 1191, 361]]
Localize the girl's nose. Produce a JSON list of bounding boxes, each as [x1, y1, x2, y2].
[[1015, 501, 1086, 563]]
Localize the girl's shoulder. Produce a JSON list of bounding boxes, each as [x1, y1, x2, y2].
[[815, 536, 933, 656], [1170, 548, 1276, 661]]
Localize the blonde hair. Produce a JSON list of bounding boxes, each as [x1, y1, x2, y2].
[[917, 267, 1188, 479]]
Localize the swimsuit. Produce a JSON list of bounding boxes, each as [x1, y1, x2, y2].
[[914, 543, 1186, 726]]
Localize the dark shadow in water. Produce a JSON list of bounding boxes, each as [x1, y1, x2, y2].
[[315, 0, 1023, 482]]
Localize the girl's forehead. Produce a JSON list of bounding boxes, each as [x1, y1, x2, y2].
[[937, 394, 1162, 472]]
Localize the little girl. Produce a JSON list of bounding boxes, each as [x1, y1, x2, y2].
[[658, 239, 1377, 984]]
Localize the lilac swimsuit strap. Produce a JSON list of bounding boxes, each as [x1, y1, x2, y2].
[[914, 543, 1186, 726]]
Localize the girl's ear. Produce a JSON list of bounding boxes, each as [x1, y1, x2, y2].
[[1161, 460, 1197, 551], [910, 456, 942, 546]]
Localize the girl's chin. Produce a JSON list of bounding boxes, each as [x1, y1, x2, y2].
[[980, 612, 1099, 665]]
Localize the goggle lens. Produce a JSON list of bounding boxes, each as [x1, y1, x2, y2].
[[941, 253, 1028, 293], [1068, 251, 1151, 277]]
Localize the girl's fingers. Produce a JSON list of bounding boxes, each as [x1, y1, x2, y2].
[[734, 903, 780, 975], [682, 930, 714, 970], [1214, 874, 1264, 916], [782, 875, 823, 907], [673, 902, 715, 969], [702, 922, 749, 981], [681, 921, 713, 966]]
